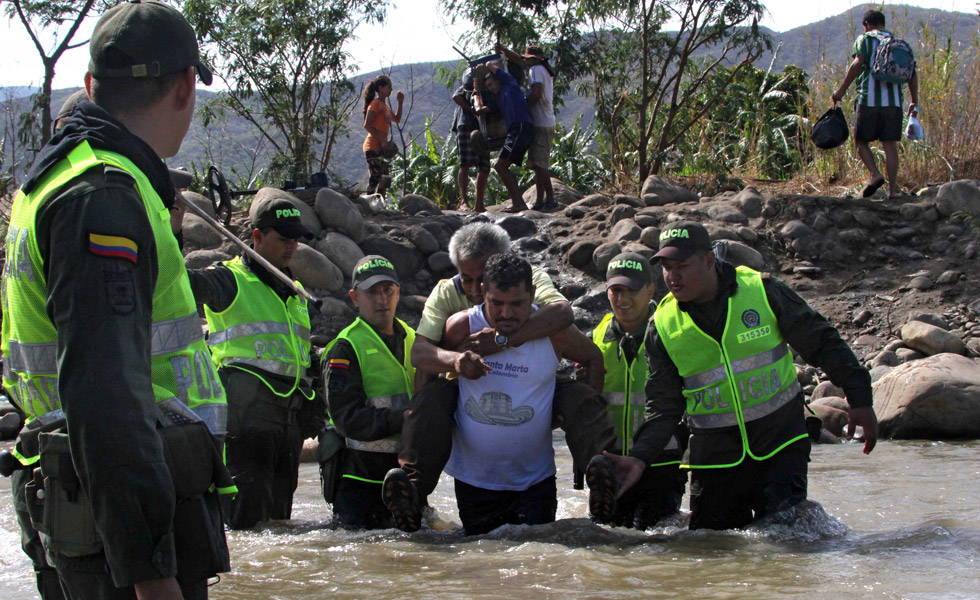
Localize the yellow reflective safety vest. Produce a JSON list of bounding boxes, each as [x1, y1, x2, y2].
[[204, 256, 313, 399], [328, 317, 414, 483], [593, 313, 679, 464], [653, 266, 805, 468], [0, 141, 227, 439]]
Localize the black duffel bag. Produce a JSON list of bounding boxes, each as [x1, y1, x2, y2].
[[811, 106, 849, 149]]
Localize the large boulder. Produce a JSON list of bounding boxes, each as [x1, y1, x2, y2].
[[289, 243, 343, 292], [398, 194, 442, 215], [359, 235, 424, 282], [181, 191, 216, 218], [404, 225, 440, 255], [872, 353, 980, 439], [713, 239, 765, 271], [640, 176, 698, 206], [184, 249, 233, 270], [733, 186, 763, 218], [900, 320, 969, 356], [251, 187, 322, 237], [552, 179, 584, 205], [315, 232, 364, 279], [808, 403, 849, 437], [497, 215, 537, 240], [936, 179, 980, 217], [181, 214, 224, 249], [609, 219, 641, 242], [568, 241, 599, 269], [314, 187, 365, 242], [592, 242, 622, 274]]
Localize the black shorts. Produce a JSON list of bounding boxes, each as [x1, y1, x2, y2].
[[498, 121, 535, 165], [854, 104, 903, 142]]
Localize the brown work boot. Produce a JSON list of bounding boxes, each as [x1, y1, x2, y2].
[[382, 468, 422, 532], [586, 454, 617, 523]]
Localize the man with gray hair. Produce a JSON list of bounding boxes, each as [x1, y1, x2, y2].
[[382, 222, 616, 532]]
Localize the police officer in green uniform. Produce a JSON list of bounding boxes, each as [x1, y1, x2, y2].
[[187, 197, 323, 530], [0, 1, 231, 597], [591, 253, 687, 529], [321, 256, 414, 529], [606, 222, 879, 530]]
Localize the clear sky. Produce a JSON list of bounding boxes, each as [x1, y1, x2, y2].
[[1, 0, 976, 90]]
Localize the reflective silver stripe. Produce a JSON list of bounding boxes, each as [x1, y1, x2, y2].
[[730, 343, 789, 376], [683, 365, 727, 390], [229, 357, 302, 377], [293, 324, 311, 341], [368, 393, 410, 410], [156, 397, 227, 436], [346, 438, 399, 453], [603, 391, 626, 407], [5, 340, 58, 375], [208, 321, 292, 346], [23, 409, 65, 429], [682, 343, 789, 389], [687, 381, 802, 429], [151, 313, 205, 357]]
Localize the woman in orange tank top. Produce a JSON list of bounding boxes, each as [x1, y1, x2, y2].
[[362, 75, 404, 196]]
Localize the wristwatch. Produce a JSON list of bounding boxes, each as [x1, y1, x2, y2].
[[494, 332, 509, 348]]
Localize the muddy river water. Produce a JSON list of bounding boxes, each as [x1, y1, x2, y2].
[[1, 437, 977, 599]]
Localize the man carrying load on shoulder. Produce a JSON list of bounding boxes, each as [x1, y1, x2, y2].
[[605, 222, 878, 531]]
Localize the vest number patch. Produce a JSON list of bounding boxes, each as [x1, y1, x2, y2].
[[737, 325, 771, 344]]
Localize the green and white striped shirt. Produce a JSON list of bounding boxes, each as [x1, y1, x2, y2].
[[853, 29, 906, 107]]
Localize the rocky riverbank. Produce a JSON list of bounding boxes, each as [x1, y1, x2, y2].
[[138, 175, 980, 442]]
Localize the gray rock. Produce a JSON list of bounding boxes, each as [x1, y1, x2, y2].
[[610, 205, 637, 225], [181, 191, 216, 219], [497, 215, 537, 240], [900, 320, 968, 356], [733, 186, 763, 218], [871, 350, 901, 367], [811, 381, 846, 401], [359, 235, 424, 283], [572, 194, 613, 208], [315, 232, 364, 279], [181, 214, 224, 249], [614, 195, 644, 208], [706, 203, 749, 224], [899, 203, 923, 220], [610, 219, 641, 242], [923, 206, 941, 221], [713, 240, 765, 270], [780, 220, 816, 240], [568, 241, 599, 269], [737, 227, 759, 243], [184, 249, 233, 270], [640, 176, 698, 205], [405, 225, 440, 255], [811, 214, 832, 233], [907, 312, 950, 330], [895, 347, 926, 363], [937, 270, 961, 285], [869, 364, 893, 383], [427, 251, 454, 275], [873, 353, 980, 439], [252, 188, 323, 237], [317, 296, 354, 318], [853, 310, 873, 326], [853, 209, 881, 229], [910, 276, 933, 290], [838, 228, 865, 246], [810, 395, 851, 412], [592, 242, 623, 274], [553, 180, 584, 205], [314, 188, 364, 242], [640, 226, 661, 249], [936, 179, 980, 217], [564, 205, 586, 219], [808, 403, 849, 437], [398, 194, 442, 215], [289, 243, 343, 292]]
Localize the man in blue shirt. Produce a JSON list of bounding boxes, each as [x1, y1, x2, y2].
[[479, 62, 535, 212]]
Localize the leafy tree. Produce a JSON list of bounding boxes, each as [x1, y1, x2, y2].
[[183, 0, 389, 183], [577, 0, 770, 186], [2, 0, 108, 147]]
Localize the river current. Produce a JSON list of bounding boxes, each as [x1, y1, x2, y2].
[[1, 438, 977, 599]]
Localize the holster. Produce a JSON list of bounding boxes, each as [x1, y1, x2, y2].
[[159, 421, 232, 581], [316, 427, 346, 504], [24, 431, 103, 557]]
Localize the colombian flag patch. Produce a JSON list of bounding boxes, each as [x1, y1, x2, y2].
[[88, 233, 138, 264], [328, 358, 350, 370]]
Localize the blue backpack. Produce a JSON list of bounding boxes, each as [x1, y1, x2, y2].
[[870, 32, 916, 84]]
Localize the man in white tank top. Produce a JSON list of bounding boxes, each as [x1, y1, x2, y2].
[[439, 254, 610, 535]]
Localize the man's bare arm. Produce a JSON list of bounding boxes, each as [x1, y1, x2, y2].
[[462, 300, 573, 356], [551, 325, 604, 391]]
